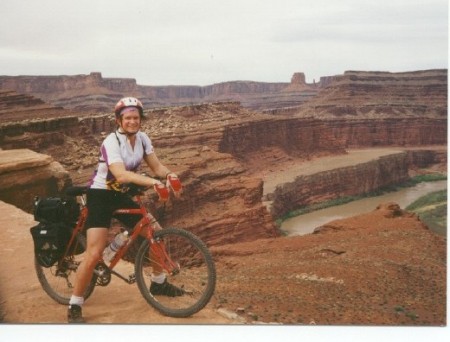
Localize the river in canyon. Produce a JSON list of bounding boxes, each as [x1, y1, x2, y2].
[[280, 180, 447, 236]]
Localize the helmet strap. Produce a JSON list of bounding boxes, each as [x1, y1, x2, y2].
[[117, 127, 138, 137]]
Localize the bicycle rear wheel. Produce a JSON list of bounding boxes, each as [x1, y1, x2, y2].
[[135, 227, 216, 318], [34, 230, 96, 305]]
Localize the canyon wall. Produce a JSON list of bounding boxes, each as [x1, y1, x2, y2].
[[4, 103, 445, 175], [0, 114, 117, 152], [269, 148, 447, 219], [324, 118, 447, 147], [218, 117, 346, 156], [0, 72, 318, 112], [1, 69, 447, 115], [295, 69, 447, 119], [0, 90, 80, 123], [1, 69, 446, 115]]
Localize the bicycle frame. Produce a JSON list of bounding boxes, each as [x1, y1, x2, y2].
[[62, 188, 180, 283]]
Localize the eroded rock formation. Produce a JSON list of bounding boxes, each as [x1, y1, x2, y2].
[[0, 149, 71, 212]]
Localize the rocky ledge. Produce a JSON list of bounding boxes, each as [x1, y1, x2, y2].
[[0, 149, 71, 212]]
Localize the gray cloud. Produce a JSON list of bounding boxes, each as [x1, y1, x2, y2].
[[0, 0, 447, 85]]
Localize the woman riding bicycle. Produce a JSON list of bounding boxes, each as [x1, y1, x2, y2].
[[68, 96, 183, 323]]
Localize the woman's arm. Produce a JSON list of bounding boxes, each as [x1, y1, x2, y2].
[[108, 162, 162, 187], [144, 153, 182, 198], [107, 152, 176, 188], [143, 153, 175, 179]]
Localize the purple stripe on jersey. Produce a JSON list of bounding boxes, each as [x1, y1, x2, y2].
[[101, 144, 109, 164], [106, 170, 116, 182], [87, 170, 97, 187]]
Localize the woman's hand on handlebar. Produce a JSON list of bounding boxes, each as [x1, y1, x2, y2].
[[151, 174, 181, 201], [165, 173, 183, 198], [140, 172, 183, 201], [153, 182, 170, 201]]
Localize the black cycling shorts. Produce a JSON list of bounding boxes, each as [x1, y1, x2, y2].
[[84, 188, 142, 229]]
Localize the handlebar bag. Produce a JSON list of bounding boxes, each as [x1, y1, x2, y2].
[[30, 222, 71, 267]]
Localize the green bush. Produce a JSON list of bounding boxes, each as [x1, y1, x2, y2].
[[406, 189, 447, 235]]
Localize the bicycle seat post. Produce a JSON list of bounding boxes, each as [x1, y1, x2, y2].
[[79, 194, 86, 207]]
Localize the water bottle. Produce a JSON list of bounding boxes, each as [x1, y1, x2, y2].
[[103, 231, 129, 263]]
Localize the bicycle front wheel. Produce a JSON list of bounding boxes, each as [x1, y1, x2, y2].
[[135, 227, 216, 318], [34, 230, 96, 305]]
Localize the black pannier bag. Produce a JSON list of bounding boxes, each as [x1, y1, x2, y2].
[[30, 222, 71, 267], [30, 196, 80, 267], [33, 197, 80, 224]]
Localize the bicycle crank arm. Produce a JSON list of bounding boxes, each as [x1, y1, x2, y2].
[[110, 269, 136, 284]]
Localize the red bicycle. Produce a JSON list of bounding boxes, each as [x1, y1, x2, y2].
[[34, 184, 216, 318]]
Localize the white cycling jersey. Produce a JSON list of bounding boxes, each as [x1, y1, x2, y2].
[[88, 130, 154, 190]]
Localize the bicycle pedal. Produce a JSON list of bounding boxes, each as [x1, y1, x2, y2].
[[128, 273, 136, 284]]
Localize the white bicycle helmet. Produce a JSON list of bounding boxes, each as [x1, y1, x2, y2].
[[114, 97, 144, 118]]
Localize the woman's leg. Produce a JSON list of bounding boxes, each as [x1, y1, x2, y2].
[[73, 227, 108, 297], [68, 227, 108, 323]]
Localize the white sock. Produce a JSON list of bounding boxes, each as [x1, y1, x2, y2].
[[151, 273, 166, 284], [69, 295, 84, 307]]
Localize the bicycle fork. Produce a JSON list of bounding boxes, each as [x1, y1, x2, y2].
[[149, 238, 181, 276]]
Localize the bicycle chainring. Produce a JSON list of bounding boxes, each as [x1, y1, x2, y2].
[[94, 263, 111, 286]]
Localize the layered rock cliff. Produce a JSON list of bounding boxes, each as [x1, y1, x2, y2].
[[270, 151, 408, 218], [0, 71, 318, 112], [0, 90, 80, 123], [322, 118, 447, 147], [0, 149, 71, 212], [1, 69, 446, 118], [292, 69, 447, 119]]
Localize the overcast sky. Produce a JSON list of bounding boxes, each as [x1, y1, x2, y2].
[[0, 0, 447, 86]]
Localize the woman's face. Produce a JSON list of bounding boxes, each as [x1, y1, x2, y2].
[[117, 108, 141, 134]]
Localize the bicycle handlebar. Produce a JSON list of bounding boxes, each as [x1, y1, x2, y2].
[[64, 184, 153, 197], [64, 176, 182, 201]]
